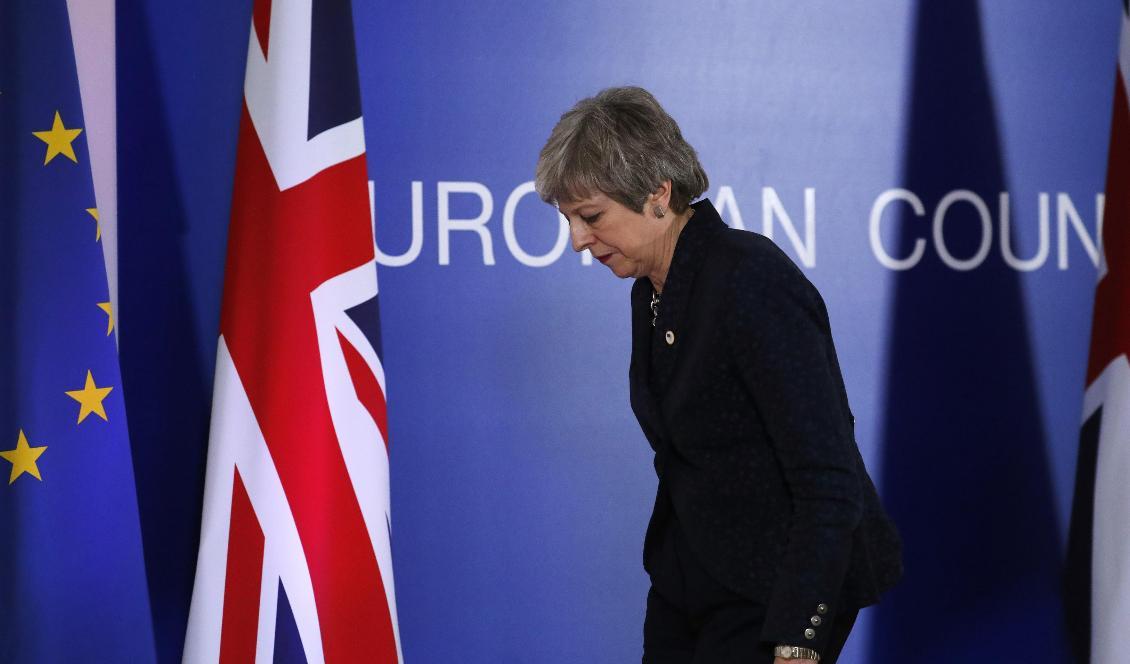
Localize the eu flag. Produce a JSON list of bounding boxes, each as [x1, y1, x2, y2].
[[0, 1, 157, 661]]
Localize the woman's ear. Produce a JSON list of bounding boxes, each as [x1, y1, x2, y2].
[[649, 180, 673, 207], [647, 180, 674, 218]]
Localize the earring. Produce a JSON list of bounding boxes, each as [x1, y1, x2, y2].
[[653, 205, 666, 218]]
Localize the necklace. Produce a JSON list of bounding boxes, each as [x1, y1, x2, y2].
[[648, 208, 692, 328]]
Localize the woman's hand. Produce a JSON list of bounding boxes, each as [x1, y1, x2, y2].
[[773, 659, 817, 664]]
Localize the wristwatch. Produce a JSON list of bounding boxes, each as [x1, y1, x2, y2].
[[774, 644, 820, 661]]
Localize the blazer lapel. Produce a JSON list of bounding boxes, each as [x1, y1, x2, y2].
[[650, 199, 727, 395], [629, 277, 664, 450]]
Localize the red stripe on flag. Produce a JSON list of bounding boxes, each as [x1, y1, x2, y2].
[[221, 105, 397, 661], [253, 0, 272, 58], [1087, 66, 1130, 386], [337, 329, 390, 449], [219, 469, 265, 664]]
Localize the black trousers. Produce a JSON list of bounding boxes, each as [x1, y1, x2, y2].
[[643, 511, 857, 664]]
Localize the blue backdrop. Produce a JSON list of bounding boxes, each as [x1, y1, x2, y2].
[[116, 1, 1118, 661]]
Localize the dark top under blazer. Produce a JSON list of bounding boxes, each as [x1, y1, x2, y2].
[[630, 199, 902, 654]]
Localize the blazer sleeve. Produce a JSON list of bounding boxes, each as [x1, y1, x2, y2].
[[724, 246, 863, 655]]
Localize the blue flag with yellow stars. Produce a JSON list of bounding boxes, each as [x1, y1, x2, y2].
[[0, 1, 157, 661]]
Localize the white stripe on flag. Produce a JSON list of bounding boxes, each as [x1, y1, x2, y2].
[[244, 0, 366, 192], [1090, 354, 1130, 664], [310, 259, 403, 663], [183, 338, 327, 664]]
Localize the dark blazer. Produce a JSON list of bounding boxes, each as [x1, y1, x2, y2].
[[631, 198, 902, 654]]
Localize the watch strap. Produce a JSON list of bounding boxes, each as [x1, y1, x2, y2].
[[774, 644, 821, 661]]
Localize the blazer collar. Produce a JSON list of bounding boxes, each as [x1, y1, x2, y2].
[[650, 198, 727, 334], [629, 277, 663, 446], [630, 198, 727, 412]]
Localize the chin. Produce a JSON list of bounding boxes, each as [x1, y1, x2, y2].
[[607, 264, 635, 279], [604, 259, 638, 279]]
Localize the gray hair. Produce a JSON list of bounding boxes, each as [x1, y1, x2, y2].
[[535, 86, 709, 214]]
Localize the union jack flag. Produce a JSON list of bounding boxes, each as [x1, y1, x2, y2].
[[183, 0, 401, 661], [1065, 6, 1130, 663]]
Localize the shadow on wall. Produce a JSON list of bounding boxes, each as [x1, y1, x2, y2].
[[872, 1, 1069, 661], [117, 2, 210, 661], [0, 7, 20, 443], [0, 3, 23, 623]]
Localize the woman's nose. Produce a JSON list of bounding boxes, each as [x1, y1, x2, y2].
[[569, 217, 592, 252]]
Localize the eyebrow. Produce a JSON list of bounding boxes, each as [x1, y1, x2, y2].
[[561, 201, 599, 216]]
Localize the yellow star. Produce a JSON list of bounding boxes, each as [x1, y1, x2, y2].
[[65, 370, 113, 423], [86, 207, 101, 241], [32, 111, 83, 165], [0, 430, 47, 484], [97, 301, 114, 335]]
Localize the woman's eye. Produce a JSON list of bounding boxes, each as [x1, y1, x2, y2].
[[582, 213, 601, 224]]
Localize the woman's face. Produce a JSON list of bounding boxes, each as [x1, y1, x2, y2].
[[559, 191, 665, 280]]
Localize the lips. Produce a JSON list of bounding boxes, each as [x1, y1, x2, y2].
[[596, 254, 612, 264]]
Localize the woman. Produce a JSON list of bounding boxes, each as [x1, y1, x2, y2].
[[535, 87, 902, 664]]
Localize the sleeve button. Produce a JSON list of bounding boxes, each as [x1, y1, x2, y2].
[[816, 603, 828, 615], [810, 615, 822, 626], [804, 628, 816, 640], [664, 330, 675, 345]]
